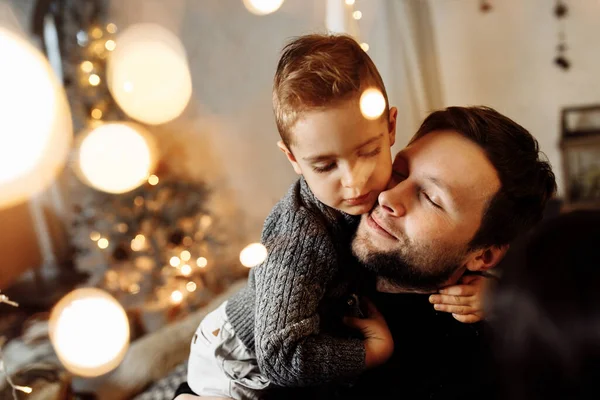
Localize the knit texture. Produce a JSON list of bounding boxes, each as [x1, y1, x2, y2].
[[225, 178, 366, 387]]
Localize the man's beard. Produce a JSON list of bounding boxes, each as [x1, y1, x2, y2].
[[352, 228, 467, 293], [358, 250, 461, 292]]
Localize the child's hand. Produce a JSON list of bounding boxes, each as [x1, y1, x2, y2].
[[429, 275, 488, 323], [344, 298, 394, 369]]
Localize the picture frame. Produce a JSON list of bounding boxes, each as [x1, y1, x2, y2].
[[560, 105, 600, 209]]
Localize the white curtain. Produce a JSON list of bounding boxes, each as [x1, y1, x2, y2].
[[327, 0, 445, 150]]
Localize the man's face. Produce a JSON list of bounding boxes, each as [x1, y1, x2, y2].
[[352, 130, 501, 292]]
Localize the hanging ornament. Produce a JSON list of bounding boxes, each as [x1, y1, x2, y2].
[[554, 0, 570, 70], [479, 0, 492, 12]]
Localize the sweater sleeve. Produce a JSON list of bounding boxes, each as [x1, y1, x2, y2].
[[253, 206, 366, 387]]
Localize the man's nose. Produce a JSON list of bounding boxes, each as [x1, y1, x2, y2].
[[378, 181, 407, 217]]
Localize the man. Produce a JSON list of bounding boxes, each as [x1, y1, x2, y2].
[[342, 106, 556, 399], [172, 106, 555, 399]]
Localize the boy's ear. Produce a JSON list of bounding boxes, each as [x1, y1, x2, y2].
[[277, 141, 303, 175], [465, 244, 509, 273], [388, 107, 398, 147]]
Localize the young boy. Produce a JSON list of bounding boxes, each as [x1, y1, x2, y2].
[[176, 34, 485, 400]]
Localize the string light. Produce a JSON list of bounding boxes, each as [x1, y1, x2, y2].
[[352, 10, 362, 20], [104, 39, 116, 51], [128, 283, 140, 294], [131, 234, 146, 251], [0, 291, 30, 400], [171, 290, 183, 304], [360, 42, 369, 52], [80, 60, 94, 73], [89, 73, 100, 86], [98, 238, 109, 249], [196, 257, 208, 268], [360, 88, 386, 120], [148, 174, 159, 185], [181, 264, 192, 276], [180, 250, 191, 261], [90, 231, 101, 241], [91, 108, 103, 119], [106, 23, 118, 34], [345, 0, 355, 4], [239, 243, 268, 268], [90, 27, 103, 39], [186, 282, 197, 292], [170, 256, 181, 267]]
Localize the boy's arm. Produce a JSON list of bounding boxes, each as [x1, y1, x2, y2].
[[428, 274, 490, 323], [253, 208, 366, 387]]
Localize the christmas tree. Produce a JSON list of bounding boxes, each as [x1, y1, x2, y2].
[[49, 0, 247, 336]]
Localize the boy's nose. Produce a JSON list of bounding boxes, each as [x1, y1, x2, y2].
[[341, 163, 369, 191]]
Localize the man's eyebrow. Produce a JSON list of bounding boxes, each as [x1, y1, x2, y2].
[[303, 134, 383, 163]]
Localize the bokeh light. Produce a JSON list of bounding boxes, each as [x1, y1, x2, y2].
[[49, 288, 129, 377]]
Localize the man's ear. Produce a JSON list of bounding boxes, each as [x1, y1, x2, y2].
[[388, 107, 398, 147], [277, 141, 302, 175], [465, 244, 509, 272]]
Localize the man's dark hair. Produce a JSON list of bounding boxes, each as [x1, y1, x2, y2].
[[411, 106, 557, 249]]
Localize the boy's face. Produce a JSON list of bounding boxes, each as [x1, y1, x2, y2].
[[279, 97, 397, 215]]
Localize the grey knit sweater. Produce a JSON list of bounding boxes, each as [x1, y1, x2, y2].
[[225, 178, 367, 387]]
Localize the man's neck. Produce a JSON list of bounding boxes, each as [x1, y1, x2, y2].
[[375, 277, 438, 294], [375, 265, 468, 294]]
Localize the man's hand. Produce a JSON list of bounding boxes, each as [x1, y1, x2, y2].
[[428, 275, 488, 323], [344, 298, 394, 368]]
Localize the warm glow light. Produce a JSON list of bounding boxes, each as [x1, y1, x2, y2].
[[90, 231, 101, 241], [91, 108, 103, 119], [171, 290, 183, 304], [239, 243, 268, 268], [360, 88, 386, 120], [180, 250, 191, 261], [49, 288, 129, 377], [181, 264, 192, 276], [131, 234, 146, 251], [15, 386, 32, 394], [148, 174, 159, 185], [91, 27, 103, 39], [345, 0, 355, 4], [0, 28, 72, 209], [105, 39, 116, 51], [170, 256, 181, 267], [196, 257, 208, 268], [129, 283, 140, 294], [360, 42, 369, 52], [97, 238, 109, 249], [76, 122, 157, 194], [80, 61, 94, 73], [353, 10, 362, 19], [107, 24, 192, 125], [106, 23, 118, 34], [186, 282, 197, 292], [88, 73, 100, 86], [242, 0, 285, 15]]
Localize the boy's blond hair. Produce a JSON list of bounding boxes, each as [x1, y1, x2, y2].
[[273, 34, 389, 147]]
